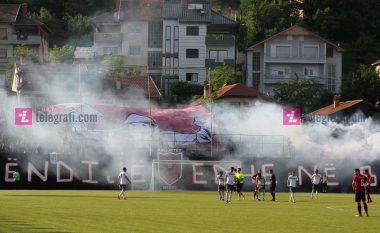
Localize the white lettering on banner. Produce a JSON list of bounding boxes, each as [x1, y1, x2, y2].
[[28, 161, 48, 182], [81, 161, 98, 184], [56, 161, 73, 182], [193, 163, 207, 184], [360, 166, 378, 187], [132, 162, 145, 183], [262, 163, 274, 185], [213, 165, 227, 184], [325, 164, 339, 186], [298, 165, 317, 185], [5, 162, 18, 182]]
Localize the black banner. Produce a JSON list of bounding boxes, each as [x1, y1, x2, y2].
[[0, 152, 378, 193]]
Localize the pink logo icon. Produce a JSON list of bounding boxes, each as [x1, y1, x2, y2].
[[283, 108, 301, 125], [15, 108, 33, 125]]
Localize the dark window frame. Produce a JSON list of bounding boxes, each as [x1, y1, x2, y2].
[[186, 26, 199, 36], [186, 49, 199, 58]]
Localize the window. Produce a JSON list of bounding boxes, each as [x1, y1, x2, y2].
[[326, 47, 333, 58], [0, 28, 7, 40], [303, 45, 319, 58], [186, 49, 199, 58], [148, 21, 163, 48], [0, 48, 7, 58], [252, 52, 260, 71], [129, 23, 142, 34], [0, 70, 6, 87], [209, 50, 228, 62], [165, 58, 171, 75], [165, 26, 171, 53], [271, 45, 291, 58], [174, 26, 179, 53], [129, 46, 141, 56], [186, 26, 199, 36], [304, 66, 318, 77], [173, 58, 179, 75], [327, 64, 336, 92], [186, 73, 198, 82], [252, 73, 260, 89], [148, 52, 162, 68], [271, 67, 290, 77]]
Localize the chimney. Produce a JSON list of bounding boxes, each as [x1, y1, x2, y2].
[[181, 0, 188, 6], [333, 95, 340, 108], [20, 3, 28, 15], [115, 0, 121, 10], [204, 81, 211, 98]]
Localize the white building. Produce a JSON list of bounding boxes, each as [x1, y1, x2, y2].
[[246, 25, 344, 96]]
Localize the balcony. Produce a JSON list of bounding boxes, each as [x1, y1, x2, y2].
[[0, 35, 42, 45], [264, 55, 325, 64], [205, 35, 235, 46], [264, 74, 327, 84], [205, 59, 235, 68], [94, 33, 122, 43]]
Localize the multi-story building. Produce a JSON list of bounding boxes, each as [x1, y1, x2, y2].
[[91, 0, 238, 97], [0, 3, 50, 90], [91, 0, 163, 88], [162, 0, 238, 96], [246, 25, 343, 96]]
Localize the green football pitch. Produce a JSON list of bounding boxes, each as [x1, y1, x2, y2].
[[0, 190, 378, 233]]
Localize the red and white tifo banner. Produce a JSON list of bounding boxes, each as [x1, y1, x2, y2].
[[157, 150, 183, 186]]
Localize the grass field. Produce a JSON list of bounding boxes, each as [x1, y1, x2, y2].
[[0, 190, 378, 233]]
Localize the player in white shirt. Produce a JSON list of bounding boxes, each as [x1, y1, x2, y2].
[[287, 171, 298, 203], [224, 167, 236, 204], [311, 169, 322, 199], [117, 167, 132, 200], [217, 171, 226, 201], [255, 171, 266, 201]]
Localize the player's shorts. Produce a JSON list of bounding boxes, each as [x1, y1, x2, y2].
[[226, 184, 234, 191], [119, 184, 126, 192], [270, 184, 276, 192], [218, 184, 226, 191], [257, 185, 265, 191], [312, 184, 320, 191], [365, 186, 371, 194], [290, 187, 296, 193], [236, 182, 244, 192], [355, 192, 366, 203]]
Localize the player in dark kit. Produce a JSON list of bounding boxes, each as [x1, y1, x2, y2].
[[269, 169, 276, 201], [364, 169, 373, 203], [352, 168, 368, 217]]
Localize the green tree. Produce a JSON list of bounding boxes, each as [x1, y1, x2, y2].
[[49, 45, 75, 63], [63, 14, 92, 47], [171, 82, 204, 103], [210, 65, 242, 91], [101, 55, 128, 76], [342, 65, 380, 104], [273, 78, 333, 113]]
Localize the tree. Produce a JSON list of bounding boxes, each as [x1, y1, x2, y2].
[[342, 65, 380, 104], [102, 55, 128, 77], [49, 45, 75, 63], [240, 0, 298, 44], [63, 14, 92, 47], [210, 65, 242, 91], [273, 78, 333, 113], [171, 82, 204, 103]]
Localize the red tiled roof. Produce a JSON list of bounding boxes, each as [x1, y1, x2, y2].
[[216, 83, 269, 99], [308, 100, 364, 116], [0, 4, 20, 23], [106, 76, 161, 98]]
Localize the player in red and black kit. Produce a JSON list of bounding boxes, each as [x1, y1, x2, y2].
[[352, 168, 369, 217], [364, 169, 373, 203]]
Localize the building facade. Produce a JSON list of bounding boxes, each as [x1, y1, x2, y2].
[[91, 0, 238, 97], [246, 25, 343, 96], [0, 3, 49, 90]]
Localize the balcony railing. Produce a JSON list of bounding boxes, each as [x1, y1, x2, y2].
[[205, 59, 235, 68], [205, 35, 235, 46], [264, 55, 325, 63], [264, 74, 328, 84], [0, 35, 42, 45], [94, 33, 122, 43]]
